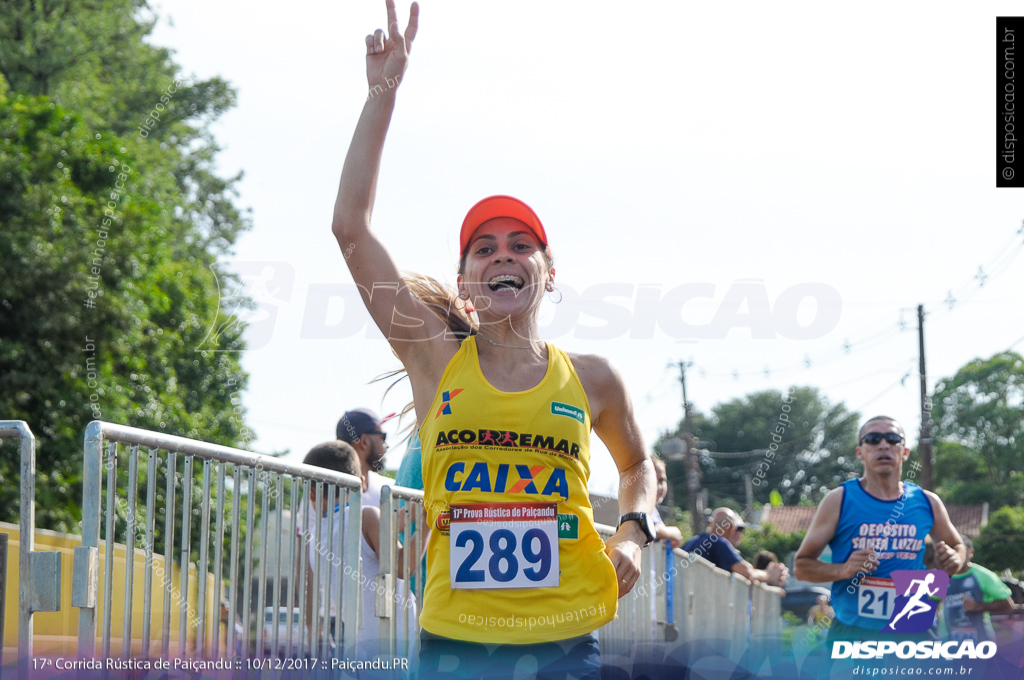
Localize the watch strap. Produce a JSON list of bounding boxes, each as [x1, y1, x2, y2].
[[618, 512, 654, 546]]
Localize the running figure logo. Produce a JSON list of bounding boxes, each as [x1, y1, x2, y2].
[[884, 570, 949, 633]]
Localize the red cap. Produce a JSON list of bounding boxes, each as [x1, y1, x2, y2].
[[459, 195, 547, 256]]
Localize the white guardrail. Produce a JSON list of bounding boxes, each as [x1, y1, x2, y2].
[[7, 420, 783, 674], [75, 421, 363, 662]]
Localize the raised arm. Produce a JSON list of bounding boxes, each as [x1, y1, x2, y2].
[[362, 505, 426, 579], [331, 1, 455, 399], [573, 353, 656, 598]]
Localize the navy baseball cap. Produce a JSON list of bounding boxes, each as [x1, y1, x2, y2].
[[336, 409, 390, 444]]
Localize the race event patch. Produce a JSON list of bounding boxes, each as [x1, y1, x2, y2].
[[449, 502, 559, 590]]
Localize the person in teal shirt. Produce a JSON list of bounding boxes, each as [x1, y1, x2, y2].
[[394, 434, 427, 596], [394, 433, 422, 490]]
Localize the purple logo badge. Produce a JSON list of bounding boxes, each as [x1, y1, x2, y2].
[[883, 569, 949, 633]]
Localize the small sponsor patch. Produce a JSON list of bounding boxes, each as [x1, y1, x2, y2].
[[550, 401, 585, 424], [435, 388, 464, 419], [557, 513, 579, 539]]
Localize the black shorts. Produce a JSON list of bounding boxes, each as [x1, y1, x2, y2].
[[827, 620, 932, 645], [417, 629, 600, 680]]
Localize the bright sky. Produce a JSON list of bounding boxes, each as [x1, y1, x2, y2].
[[149, 1, 1024, 496]]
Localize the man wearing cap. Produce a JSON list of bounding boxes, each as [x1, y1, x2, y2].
[[683, 507, 788, 585], [336, 408, 391, 509]]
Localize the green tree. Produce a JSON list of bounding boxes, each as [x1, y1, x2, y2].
[[973, 506, 1024, 575], [930, 441, 992, 507], [659, 387, 860, 512], [932, 351, 1024, 509], [0, 0, 254, 543], [737, 525, 806, 566]]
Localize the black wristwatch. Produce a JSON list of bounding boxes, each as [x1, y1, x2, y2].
[[617, 512, 655, 547]]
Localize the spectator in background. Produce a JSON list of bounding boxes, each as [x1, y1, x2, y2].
[[394, 432, 423, 491], [336, 408, 393, 509], [753, 549, 790, 588], [298, 440, 419, 656], [650, 457, 683, 548], [807, 594, 834, 632], [682, 508, 788, 585], [754, 550, 779, 572], [934, 535, 1014, 642], [220, 599, 244, 656], [393, 433, 428, 598]]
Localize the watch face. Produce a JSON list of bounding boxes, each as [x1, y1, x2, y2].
[[642, 515, 655, 542]]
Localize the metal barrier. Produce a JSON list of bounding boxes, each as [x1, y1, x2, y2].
[[74, 421, 363, 662], [7, 418, 783, 670], [377, 485, 426, 659], [372, 489, 785, 665], [675, 549, 784, 659], [0, 420, 62, 663], [595, 522, 656, 659]]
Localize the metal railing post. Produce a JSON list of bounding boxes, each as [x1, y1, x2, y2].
[[11, 421, 37, 661], [76, 421, 103, 656], [3, 420, 64, 663], [0, 532, 7, 665]]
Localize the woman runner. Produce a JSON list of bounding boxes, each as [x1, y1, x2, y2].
[[330, 3, 656, 677]]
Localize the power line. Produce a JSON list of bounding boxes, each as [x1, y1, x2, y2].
[[690, 224, 1024, 381]]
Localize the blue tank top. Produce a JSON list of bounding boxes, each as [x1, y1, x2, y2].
[[829, 479, 934, 630]]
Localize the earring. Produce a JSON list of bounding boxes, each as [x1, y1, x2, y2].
[[547, 287, 562, 304]]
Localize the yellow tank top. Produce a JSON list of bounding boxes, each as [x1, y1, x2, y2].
[[418, 336, 618, 643]]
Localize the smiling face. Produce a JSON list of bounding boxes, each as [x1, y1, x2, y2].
[[457, 217, 554, 322], [855, 417, 909, 477]]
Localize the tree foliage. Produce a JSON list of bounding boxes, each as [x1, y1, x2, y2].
[[973, 506, 1024, 575], [0, 0, 255, 539], [659, 387, 861, 513], [932, 351, 1024, 509], [737, 525, 806, 566]]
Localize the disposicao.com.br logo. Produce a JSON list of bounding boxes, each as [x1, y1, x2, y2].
[[831, 569, 997, 661], [831, 639, 996, 661]]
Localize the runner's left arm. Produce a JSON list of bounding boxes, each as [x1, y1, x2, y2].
[[574, 354, 656, 598], [925, 490, 966, 576]]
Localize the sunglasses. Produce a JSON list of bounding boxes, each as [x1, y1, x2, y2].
[[371, 431, 387, 442], [859, 432, 904, 446]]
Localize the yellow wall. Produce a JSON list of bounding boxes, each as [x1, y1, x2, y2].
[[2, 522, 219, 656]]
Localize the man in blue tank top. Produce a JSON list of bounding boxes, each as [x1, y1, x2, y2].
[[794, 416, 966, 642]]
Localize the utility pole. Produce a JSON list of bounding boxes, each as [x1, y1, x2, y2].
[[678, 361, 704, 535], [918, 305, 934, 490], [744, 474, 754, 523]]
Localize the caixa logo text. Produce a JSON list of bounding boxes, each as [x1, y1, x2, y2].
[[300, 279, 842, 342], [831, 640, 996, 660]]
